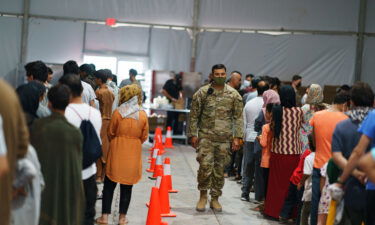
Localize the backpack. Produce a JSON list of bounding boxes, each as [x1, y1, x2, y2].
[[70, 107, 102, 169]]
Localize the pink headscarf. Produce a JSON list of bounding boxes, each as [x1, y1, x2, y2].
[[263, 89, 280, 107], [262, 89, 281, 119]]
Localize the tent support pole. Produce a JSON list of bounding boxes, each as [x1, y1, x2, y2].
[[354, 0, 367, 82], [19, 0, 30, 86], [190, 0, 200, 72]]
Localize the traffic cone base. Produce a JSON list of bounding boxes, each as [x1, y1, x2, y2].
[[161, 212, 176, 217]]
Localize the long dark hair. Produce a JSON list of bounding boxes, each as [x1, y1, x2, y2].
[[272, 104, 282, 138], [16, 81, 46, 128], [272, 85, 296, 138], [280, 85, 296, 108]]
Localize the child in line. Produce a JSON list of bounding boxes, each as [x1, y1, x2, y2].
[[279, 139, 312, 224], [257, 103, 275, 212], [300, 134, 316, 225]]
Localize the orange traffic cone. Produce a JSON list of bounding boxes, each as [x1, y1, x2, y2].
[[156, 141, 166, 155], [146, 148, 159, 173], [150, 154, 164, 180], [163, 158, 178, 193], [149, 127, 162, 151], [164, 126, 174, 149], [159, 175, 176, 217], [147, 167, 163, 208], [146, 186, 168, 225]]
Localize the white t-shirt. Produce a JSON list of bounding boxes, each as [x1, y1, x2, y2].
[[243, 96, 264, 142], [65, 103, 102, 180], [0, 116, 7, 156], [81, 81, 96, 105], [302, 152, 315, 201]]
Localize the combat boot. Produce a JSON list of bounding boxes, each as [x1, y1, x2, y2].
[[210, 196, 222, 212], [196, 190, 208, 212]]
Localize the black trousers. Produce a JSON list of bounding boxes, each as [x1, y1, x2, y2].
[[366, 190, 375, 225], [236, 148, 243, 177], [102, 176, 133, 214], [166, 111, 182, 135], [279, 182, 304, 224], [262, 168, 269, 199], [83, 175, 97, 225]]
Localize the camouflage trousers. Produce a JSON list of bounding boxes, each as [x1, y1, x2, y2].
[[196, 138, 231, 197]]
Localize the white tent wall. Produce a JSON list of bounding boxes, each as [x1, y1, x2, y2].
[[196, 32, 356, 86], [366, 0, 375, 32], [0, 17, 23, 85], [0, 0, 23, 14], [26, 18, 84, 64], [362, 37, 375, 89], [29, 0, 194, 26], [85, 24, 149, 55], [84, 24, 191, 72], [199, 0, 359, 31], [149, 28, 191, 72]]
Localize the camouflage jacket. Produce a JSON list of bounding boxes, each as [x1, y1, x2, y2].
[[188, 84, 244, 142]]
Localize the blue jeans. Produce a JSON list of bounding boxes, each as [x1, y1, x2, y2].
[[241, 142, 255, 197], [310, 168, 321, 225]]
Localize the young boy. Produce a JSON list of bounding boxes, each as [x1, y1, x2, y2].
[[300, 134, 316, 225], [94, 70, 115, 182], [279, 140, 312, 224]]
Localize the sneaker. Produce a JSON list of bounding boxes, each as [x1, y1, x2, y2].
[[279, 217, 288, 224], [97, 193, 103, 200], [240, 194, 249, 202]]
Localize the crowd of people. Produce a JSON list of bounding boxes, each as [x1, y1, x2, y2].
[[0, 60, 148, 225], [189, 64, 375, 225], [1, 60, 375, 225]]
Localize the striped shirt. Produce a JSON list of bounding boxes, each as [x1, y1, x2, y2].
[[272, 107, 304, 155]]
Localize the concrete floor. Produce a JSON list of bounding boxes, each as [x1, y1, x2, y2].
[[95, 143, 280, 225]]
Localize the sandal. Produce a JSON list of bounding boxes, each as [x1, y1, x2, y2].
[[95, 217, 108, 224], [118, 217, 128, 225]]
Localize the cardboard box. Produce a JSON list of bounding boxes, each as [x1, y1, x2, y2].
[[148, 116, 167, 133]]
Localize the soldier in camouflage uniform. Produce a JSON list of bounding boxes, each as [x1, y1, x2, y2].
[[188, 64, 244, 212]]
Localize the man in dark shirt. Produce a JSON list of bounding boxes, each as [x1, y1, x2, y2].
[[332, 82, 374, 225], [162, 73, 183, 135]]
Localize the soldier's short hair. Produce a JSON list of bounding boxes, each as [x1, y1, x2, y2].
[[211, 64, 226, 73]]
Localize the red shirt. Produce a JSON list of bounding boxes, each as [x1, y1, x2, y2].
[[290, 149, 312, 185]]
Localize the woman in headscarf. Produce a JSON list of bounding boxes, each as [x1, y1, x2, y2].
[[16, 81, 46, 130], [263, 85, 304, 219], [96, 84, 149, 225], [300, 84, 326, 152]]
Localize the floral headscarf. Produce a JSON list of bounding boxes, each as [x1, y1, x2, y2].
[[118, 84, 143, 119], [119, 84, 142, 106], [305, 84, 323, 105]]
